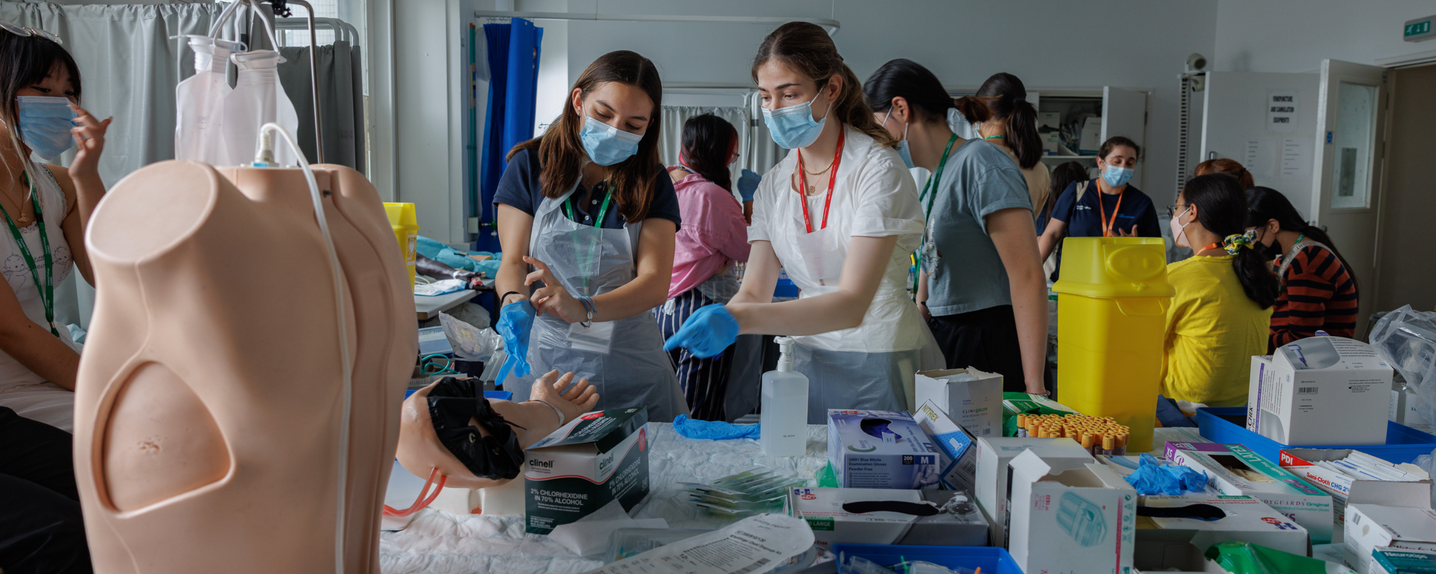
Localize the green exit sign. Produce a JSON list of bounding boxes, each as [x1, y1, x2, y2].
[[1406, 17, 1435, 42]]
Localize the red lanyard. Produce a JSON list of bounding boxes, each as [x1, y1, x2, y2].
[[1097, 184, 1124, 237], [794, 128, 845, 233]]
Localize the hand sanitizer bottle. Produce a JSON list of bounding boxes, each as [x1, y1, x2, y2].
[[761, 337, 809, 457]]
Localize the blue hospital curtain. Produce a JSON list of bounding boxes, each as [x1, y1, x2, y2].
[[475, 18, 542, 252]]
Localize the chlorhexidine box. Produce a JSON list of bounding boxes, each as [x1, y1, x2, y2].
[[1247, 336, 1393, 446], [827, 409, 941, 490], [524, 407, 649, 535]]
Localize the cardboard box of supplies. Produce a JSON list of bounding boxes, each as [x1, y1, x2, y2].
[[1006, 450, 1137, 574], [913, 399, 978, 492], [524, 407, 649, 535], [1247, 336, 1394, 446], [827, 409, 941, 490], [1133, 493, 1310, 570], [789, 488, 988, 548], [1279, 448, 1433, 544], [1373, 547, 1436, 574], [974, 436, 1094, 545], [1166, 442, 1334, 544], [914, 368, 1002, 438], [1345, 504, 1436, 574]]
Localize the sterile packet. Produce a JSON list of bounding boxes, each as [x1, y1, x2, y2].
[[439, 312, 502, 360]]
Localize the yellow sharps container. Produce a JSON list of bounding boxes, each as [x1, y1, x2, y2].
[[382, 202, 419, 289], [1052, 237, 1174, 453]]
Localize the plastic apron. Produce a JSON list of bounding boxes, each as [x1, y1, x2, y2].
[[174, 36, 242, 165], [510, 184, 689, 423], [767, 131, 942, 423]]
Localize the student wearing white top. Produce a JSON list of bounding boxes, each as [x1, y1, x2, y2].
[[664, 22, 941, 423], [0, 26, 111, 433]]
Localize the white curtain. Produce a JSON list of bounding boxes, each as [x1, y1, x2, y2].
[[659, 97, 785, 194]]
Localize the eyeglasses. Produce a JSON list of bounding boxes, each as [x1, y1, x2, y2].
[[1165, 204, 1188, 218], [0, 21, 62, 45]]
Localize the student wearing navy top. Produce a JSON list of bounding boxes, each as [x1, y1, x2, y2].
[[1037, 136, 1160, 280], [493, 50, 689, 422]]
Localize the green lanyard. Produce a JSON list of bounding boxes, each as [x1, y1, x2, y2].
[[0, 174, 59, 338], [913, 134, 960, 299], [564, 184, 615, 295]]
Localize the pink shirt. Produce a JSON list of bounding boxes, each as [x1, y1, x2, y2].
[[667, 169, 751, 300]]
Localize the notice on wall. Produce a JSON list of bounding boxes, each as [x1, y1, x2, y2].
[[1267, 90, 1299, 133], [1280, 136, 1311, 178], [1245, 139, 1276, 179]]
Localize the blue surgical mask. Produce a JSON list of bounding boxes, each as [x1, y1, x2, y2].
[[882, 108, 915, 169], [15, 96, 76, 160], [579, 115, 643, 166], [1102, 164, 1134, 188], [762, 91, 829, 149]]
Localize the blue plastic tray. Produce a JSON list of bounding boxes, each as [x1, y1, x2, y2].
[[831, 544, 1022, 574], [1196, 407, 1436, 464]]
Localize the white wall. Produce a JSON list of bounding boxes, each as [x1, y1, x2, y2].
[[558, 0, 1219, 203], [1213, 0, 1436, 72]]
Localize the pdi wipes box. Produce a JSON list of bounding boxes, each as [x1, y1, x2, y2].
[[1373, 547, 1436, 574], [1247, 336, 1394, 445], [913, 399, 978, 492], [1279, 448, 1433, 544], [975, 436, 1094, 545], [1006, 450, 1137, 574], [827, 409, 941, 490], [914, 368, 1003, 438], [524, 407, 649, 535], [1345, 504, 1436, 574], [1166, 441, 1334, 544], [788, 488, 988, 548]]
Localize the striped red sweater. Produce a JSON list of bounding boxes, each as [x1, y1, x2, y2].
[[1270, 245, 1359, 349]]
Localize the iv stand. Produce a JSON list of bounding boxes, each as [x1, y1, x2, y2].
[[230, 0, 326, 164]]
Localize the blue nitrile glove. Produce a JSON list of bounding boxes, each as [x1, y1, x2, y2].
[[662, 304, 739, 359], [673, 414, 760, 440], [495, 300, 536, 386], [1124, 453, 1209, 496], [737, 169, 761, 202]]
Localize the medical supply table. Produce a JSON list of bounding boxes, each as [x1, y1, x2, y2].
[[414, 289, 478, 321], [378, 425, 1207, 574]]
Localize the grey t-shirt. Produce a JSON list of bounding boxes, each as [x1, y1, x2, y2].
[[921, 139, 1033, 316]]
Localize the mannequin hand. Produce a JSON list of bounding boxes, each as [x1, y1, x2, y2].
[[496, 301, 535, 382], [67, 105, 111, 182], [524, 256, 586, 323], [737, 169, 761, 202], [529, 370, 600, 423], [662, 304, 739, 358]]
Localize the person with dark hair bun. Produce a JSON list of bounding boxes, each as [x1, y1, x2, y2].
[[966, 73, 1051, 220], [1037, 136, 1161, 280], [1245, 186, 1359, 348], [657, 114, 751, 420], [863, 58, 1048, 395], [1039, 161, 1089, 277], [1161, 174, 1279, 407]]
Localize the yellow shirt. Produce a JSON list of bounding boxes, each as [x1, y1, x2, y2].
[[1160, 255, 1273, 407]]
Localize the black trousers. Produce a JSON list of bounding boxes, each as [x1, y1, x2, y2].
[[0, 407, 92, 574], [927, 305, 1028, 393]]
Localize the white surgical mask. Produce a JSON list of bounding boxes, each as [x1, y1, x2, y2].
[[882, 108, 914, 169], [1170, 206, 1193, 249]]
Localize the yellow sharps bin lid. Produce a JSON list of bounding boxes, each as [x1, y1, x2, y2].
[[1051, 237, 1175, 299]]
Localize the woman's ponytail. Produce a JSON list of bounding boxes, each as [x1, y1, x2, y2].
[[1186, 174, 1280, 309], [953, 95, 991, 126], [975, 72, 1042, 169]]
